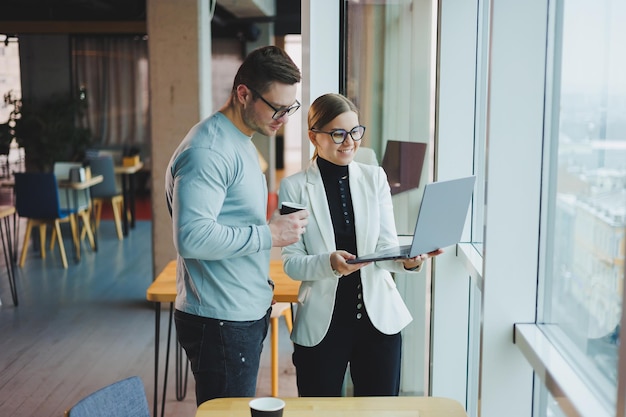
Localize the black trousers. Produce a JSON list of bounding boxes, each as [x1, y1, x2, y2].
[[292, 307, 402, 397]]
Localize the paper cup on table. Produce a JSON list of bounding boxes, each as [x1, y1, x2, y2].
[[249, 397, 285, 417], [279, 201, 306, 215]]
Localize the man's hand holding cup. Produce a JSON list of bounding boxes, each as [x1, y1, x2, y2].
[[269, 201, 308, 247]]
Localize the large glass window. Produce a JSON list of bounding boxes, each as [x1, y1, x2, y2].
[[0, 38, 24, 180], [343, 1, 435, 171], [0, 37, 21, 124], [540, 0, 625, 411], [342, 0, 439, 397]]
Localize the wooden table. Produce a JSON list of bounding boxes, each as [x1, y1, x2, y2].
[[57, 174, 103, 190], [196, 396, 468, 417], [146, 259, 299, 304], [114, 161, 143, 236], [146, 260, 181, 417], [146, 259, 299, 417], [269, 258, 300, 302]]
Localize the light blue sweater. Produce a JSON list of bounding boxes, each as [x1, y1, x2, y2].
[[165, 112, 273, 321]]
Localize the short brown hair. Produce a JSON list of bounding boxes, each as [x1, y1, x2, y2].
[[232, 46, 301, 95]]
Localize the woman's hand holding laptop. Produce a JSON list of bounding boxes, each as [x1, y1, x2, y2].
[[398, 248, 445, 271], [329, 250, 371, 277]]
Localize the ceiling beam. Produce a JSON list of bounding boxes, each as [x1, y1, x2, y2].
[[0, 21, 146, 34]]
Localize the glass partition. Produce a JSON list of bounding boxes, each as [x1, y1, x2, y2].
[[343, 0, 434, 166]]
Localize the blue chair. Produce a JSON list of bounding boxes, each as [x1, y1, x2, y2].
[[53, 161, 96, 250], [14, 172, 79, 269], [65, 376, 150, 417], [87, 155, 124, 240]]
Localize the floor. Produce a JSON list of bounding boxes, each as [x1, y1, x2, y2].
[[0, 217, 297, 417]]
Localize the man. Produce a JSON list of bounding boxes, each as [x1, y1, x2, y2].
[[165, 45, 309, 406]]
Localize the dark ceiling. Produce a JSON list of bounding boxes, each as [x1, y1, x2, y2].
[[0, 0, 301, 39], [0, 0, 147, 21]]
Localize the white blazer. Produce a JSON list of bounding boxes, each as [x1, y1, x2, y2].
[[279, 160, 417, 347]]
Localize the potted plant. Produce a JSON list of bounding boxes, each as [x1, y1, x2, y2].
[[11, 92, 92, 172]]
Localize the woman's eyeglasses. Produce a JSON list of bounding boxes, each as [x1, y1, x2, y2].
[[310, 125, 366, 144], [247, 86, 301, 120]]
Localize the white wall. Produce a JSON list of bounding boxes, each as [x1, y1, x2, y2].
[[477, 1, 548, 416], [300, 0, 340, 164]]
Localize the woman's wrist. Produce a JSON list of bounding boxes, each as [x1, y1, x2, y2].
[[404, 263, 421, 271]]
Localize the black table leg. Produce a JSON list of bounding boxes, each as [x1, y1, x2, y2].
[[129, 173, 137, 230], [154, 301, 187, 417], [161, 303, 174, 417], [153, 302, 160, 417], [62, 189, 80, 264], [121, 173, 129, 236], [1, 212, 17, 305]]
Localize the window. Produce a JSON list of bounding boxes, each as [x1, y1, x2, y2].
[[0, 38, 21, 124], [539, 0, 626, 412], [342, 0, 439, 397]]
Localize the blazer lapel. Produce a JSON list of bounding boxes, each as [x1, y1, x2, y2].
[[349, 162, 371, 256], [305, 162, 336, 252]]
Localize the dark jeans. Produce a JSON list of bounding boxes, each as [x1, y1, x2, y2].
[[175, 308, 271, 406]]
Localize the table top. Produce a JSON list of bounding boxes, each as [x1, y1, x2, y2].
[[195, 396, 468, 417], [146, 259, 299, 303], [146, 260, 177, 302], [0, 205, 16, 218], [0, 178, 15, 188], [57, 175, 103, 190], [270, 259, 300, 303], [114, 161, 144, 174], [0, 175, 104, 190]]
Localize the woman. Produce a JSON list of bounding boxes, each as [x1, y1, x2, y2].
[[279, 93, 442, 396]]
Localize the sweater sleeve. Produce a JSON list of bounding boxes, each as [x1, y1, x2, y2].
[[171, 147, 271, 260]]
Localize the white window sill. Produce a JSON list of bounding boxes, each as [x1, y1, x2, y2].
[[456, 242, 483, 291], [514, 323, 612, 417]]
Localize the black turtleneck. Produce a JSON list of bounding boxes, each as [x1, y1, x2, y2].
[[317, 158, 364, 326], [317, 157, 358, 257]]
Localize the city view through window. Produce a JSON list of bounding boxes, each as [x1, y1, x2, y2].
[[543, 0, 625, 411]]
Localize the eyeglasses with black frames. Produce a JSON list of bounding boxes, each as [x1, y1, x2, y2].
[[247, 86, 301, 120], [310, 125, 367, 144]]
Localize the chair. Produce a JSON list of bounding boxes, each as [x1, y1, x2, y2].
[[64, 376, 150, 417], [87, 155, 124, 240], [14, 172, 79, 269], [270, 302, 293, 397], [353, 146, 379, 166], [52, 162, 96, 250]]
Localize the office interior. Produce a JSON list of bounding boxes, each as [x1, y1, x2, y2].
[[0, 1, 624, 417]]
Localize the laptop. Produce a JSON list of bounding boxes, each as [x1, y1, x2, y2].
[[347, 175, 476, 264]]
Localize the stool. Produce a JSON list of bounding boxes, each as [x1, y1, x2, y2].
[[270, 302, 293, 397]]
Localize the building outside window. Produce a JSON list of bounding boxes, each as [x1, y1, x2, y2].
[[539, 0, 625, 414]]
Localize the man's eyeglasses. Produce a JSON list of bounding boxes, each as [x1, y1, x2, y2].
[[310, 125, 366, 144], [247, 86, 301, 120]]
